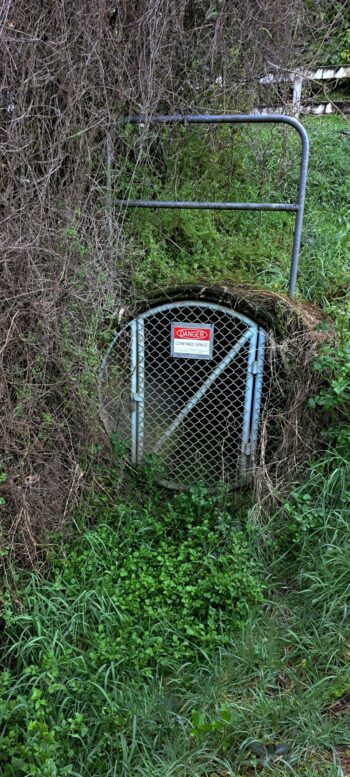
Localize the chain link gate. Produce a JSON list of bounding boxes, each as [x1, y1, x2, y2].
[[100, 114, 309, 489], [100, 301, 265, 489]]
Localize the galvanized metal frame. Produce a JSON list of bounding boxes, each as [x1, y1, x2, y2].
[[99, 301, 266, 483], [115, 113, 309, 298], [241, 325, 259, 476], [136, 318, 145, 463], [249, 329, 266, 462], [130, 319, 138, 464], [100, 114, 308, 485], [144, 301, 264, 479]]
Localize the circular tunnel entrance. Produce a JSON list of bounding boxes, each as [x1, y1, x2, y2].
[[99, 300, 266, 490]]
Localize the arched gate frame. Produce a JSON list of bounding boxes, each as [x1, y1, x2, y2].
[[100, 300, 266, 488], [101, 114, 309, 488]]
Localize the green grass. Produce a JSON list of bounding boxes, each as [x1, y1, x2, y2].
[[1, 449, 350, 775], [1, 115, 350, 775], [123, 115, 349, 304]]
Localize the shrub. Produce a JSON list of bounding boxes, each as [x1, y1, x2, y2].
[[3, 484, 263, 675], [0, 483, 263, 773], [308, 300, 350, 450]]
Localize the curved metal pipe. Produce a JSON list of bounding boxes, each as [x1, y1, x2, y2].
[[117, 113, 309, 298]]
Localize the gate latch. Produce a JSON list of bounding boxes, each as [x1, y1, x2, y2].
[[130, 392, 142, 411]]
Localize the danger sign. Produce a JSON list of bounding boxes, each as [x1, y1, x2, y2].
[[171, 322, 214, 359]]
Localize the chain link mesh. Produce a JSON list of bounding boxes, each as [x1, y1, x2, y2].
[[100, 301, 265, 489]]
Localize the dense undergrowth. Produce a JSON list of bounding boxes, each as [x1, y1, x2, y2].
[[122, 115, 350, 304], [1, 115, 350, 775], [2, 444, 350, 775]]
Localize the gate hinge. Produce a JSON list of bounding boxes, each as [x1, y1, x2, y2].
[[131, 392, 141, 402], [250, 360, 259, 375], [244, 442, 251, 456]]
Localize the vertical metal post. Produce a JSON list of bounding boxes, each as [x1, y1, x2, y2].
[[136, 318, 145, 463], [130, 319, 138, 464], [117, 113, 309, 299], [241, 326, 258, 476], [249, 328, 266, 460], [292, 77, 303, 117], [289, 126, 309, 298]]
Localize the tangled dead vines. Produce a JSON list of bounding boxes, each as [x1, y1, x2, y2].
[[0, 0, 344, 561]]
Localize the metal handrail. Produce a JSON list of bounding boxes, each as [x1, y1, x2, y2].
[[115, 113, 309, 298]]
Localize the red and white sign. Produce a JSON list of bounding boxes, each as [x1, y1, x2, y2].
[[171, 322, 214, 359]]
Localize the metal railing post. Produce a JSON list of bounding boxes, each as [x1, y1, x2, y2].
[[116, 113, 309, 298]]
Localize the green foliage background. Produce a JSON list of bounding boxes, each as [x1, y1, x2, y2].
[[120, 117, 350, 304], [0, 114, 350, 775]]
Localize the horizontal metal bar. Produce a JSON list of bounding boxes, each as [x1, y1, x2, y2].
[[124, 112, 306, 135], [260, 65, 350, 84], [115, 199, 298, 212], [120, 112, 309, 298]]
